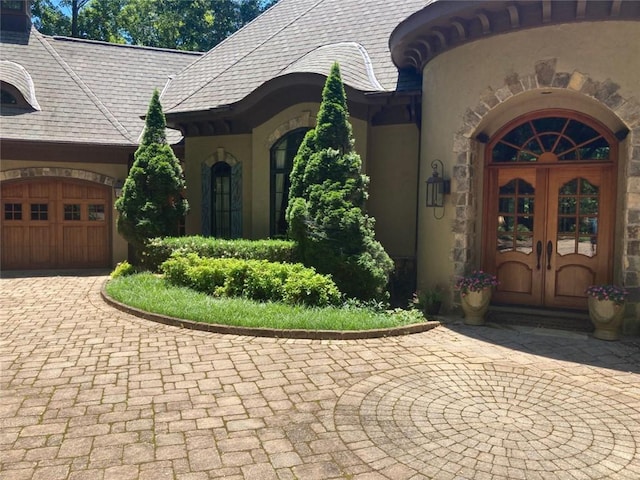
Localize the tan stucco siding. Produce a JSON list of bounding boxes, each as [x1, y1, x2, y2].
[[418, 20, 639, 303], [1, 160, 128, 266], [183, 135, 253, 237], [368, 124, 419, 258]]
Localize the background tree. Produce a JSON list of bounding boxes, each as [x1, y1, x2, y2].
[[115, 90, 189, 260], [286, 63, 394, 301], [31, 0, 71, 36], [31, 0, 278, 51]]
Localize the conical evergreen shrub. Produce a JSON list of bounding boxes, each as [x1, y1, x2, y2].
[[115, 90, 189, 260], [286, 63, 393, 301]]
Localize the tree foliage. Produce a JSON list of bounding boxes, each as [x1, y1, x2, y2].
[[286, 63, 394, 301], [115, 90, 189, 256], [31, 0, 277, 51]]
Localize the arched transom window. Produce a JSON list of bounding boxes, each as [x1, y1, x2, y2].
[[491, 115, 612, 163]]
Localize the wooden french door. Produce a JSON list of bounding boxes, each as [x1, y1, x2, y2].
[[482, 111, 617, 310]]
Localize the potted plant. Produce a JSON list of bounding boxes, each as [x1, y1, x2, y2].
[[455, 270, 499, 325], [410, 287, 443, 317], [585, 284, 628, 340]]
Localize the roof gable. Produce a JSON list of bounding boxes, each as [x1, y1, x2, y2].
[[163, 0, 429, 115], [0, 28, 201, 146]]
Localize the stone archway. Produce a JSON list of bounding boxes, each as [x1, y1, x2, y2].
[[0, 167, 118, 187], [449, 59, 640, 324], [265, 111, 316, 149]]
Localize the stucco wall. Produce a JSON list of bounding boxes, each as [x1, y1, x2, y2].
[[183, 134, 253, 237], [368, 124, 419, 258], [1, 160, 129, 266], [181, 102, 412, 261], [418, 21, 640, 329]]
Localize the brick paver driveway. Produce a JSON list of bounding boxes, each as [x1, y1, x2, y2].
[[2, 273, 640, 480]]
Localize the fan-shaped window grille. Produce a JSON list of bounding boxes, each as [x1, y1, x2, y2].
[[491, 116, 610, 163]]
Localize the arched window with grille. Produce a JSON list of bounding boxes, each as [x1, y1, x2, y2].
[[201, 157, 242, 238], [211, 162, 231, 238], [270, 128, 309, 237]]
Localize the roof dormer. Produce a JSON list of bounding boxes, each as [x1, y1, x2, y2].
[[0, 61, 40, 111]]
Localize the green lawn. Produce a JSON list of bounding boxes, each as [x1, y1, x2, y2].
[[106, 273, 426, 331]]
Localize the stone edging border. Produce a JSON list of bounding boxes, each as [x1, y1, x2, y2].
[[101, 282, 440, 340]]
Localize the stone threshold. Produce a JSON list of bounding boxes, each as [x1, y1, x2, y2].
[[486, 305, 593, 333]]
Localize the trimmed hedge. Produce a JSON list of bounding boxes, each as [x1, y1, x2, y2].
[[143, 236, 299, 271], [161, 253, 341, 307]]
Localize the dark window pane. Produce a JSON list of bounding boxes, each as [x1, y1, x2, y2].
[[88, 204, 105, 221], [500, 215, 515, 232], [30, 204, 48, 221], [502, 122, 535, 147], [2, 1, 24, 10], [1, 89, 17, 105], [564, 119, 599, 145], [518, 151, 538, 162], [517, 216, 534, 233], [492, 142, 519, 162], [524, 139, 543, 155], [554, 137, 575, 156], [64, 204, 81, 221], [212, 162, 232, 238], [4, 203, 22, 220], [558, 216, 576, 234], [579, 198, 598, 215], [499, 180, 517, 195], [539, 134, 558, 152], [532, 117, 567, 134], [558, 149, 578, 161], [580, 179, 598, 195], [560, 179, 578, 195], [559, 198, 576, 215], [578, 137, 610, 160], [498, 197, 514, 214], [517, 197, 534, 214], [517, 179, 535, 195]]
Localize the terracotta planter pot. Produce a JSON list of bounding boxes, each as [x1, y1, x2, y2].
[[461, 287, 491, 325], [588, 297, 625, 341]]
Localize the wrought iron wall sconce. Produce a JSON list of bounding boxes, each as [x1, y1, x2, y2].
[[114, 179, 124, 198], [425, 159, 450, 219]]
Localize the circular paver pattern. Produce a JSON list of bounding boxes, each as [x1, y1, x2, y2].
[[335, 363, 640, 479]]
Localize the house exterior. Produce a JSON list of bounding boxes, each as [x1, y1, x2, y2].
[[2, 0, 639, 333], [0, 1, 200, 270]]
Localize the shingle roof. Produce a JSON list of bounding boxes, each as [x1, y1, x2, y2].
[[162, 0, 431, 115], [0, 28, 201, 146]]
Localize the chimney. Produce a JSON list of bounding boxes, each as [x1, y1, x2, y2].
[[1, 0, 32, 32]]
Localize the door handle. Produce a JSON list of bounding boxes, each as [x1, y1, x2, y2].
[[546, 240, 553, 270], [536, 241, 542, 270]]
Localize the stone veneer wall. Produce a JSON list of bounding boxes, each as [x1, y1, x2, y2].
[[0, 167, 118, 186], [450, 59, 640, 330]]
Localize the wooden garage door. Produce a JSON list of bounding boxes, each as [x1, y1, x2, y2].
[[1, 179, 111, 269]]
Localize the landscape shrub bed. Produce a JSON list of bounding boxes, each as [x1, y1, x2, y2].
[[144, 236, 299, 271], [105, 273, 427, 331], [161, 253, 340, 307]]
